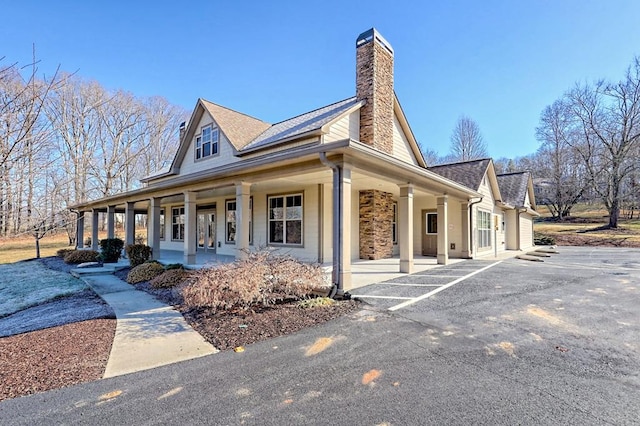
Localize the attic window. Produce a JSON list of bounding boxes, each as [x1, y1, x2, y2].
[[196, 125, 219, 160]]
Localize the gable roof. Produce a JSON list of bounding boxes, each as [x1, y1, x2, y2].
[[241, 97, 361, 152], [496, 171, 535, 208], [200, 99, 271, 150], [428, 158, 492, 191]]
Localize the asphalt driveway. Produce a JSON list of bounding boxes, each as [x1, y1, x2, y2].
[[1, 246, 639, 425]]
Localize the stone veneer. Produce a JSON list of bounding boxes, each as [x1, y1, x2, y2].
[[359, 189, 394, 260], [356, 32, 394, 155]]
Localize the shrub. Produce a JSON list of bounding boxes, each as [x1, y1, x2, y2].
[[534, 232, 556, 246], [125, 244, 152, 267], [297, 297, 335, 309], [150, 268, 191, 289], [182, 250, 329, 311], [64, 250, 100, 264], [99, 238, 124, 263], [126, 261, 165, 284], [56, 248, 75, 259]]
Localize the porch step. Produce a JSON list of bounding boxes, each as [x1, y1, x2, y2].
[[516, 254, 544, 262], [526, 251, 551, 257], [71, 263, 129, 278]]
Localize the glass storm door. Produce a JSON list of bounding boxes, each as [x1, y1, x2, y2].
[[197, 211, 216, 252]]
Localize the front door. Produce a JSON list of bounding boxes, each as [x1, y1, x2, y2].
[[197, 211, 216, 252], [422, 210, 437, 256]]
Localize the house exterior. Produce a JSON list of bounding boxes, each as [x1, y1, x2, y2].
[[429, 159, 538, 256], [71, 28, 537, 293]]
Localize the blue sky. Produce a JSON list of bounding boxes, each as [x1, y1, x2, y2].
[[3, 1, 640, 159]]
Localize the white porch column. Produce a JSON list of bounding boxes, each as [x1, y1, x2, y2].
[[461, 201, 470, 258], [437, 195, 449, 265], [125, 202, 136, 247], [91, 210, 99, 250], [399, 184, 414, 273], [107, 205, 116, 239], [235, 182, 251, 259], [76, 211, 85, 250], [148, 197, 161, 259], [339, 166, 352, 290], [184, 191, 197, 265]]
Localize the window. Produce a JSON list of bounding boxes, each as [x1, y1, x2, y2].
[[392, 202, 398, 244], [426, 213, 438, 234], [195, 125, 219, 160], [477, 210, 491, 248], [159, 208, 165, 240], [172, 207, 185, 241], [225, 198, 253, 244], [268, 193, 302, 245]]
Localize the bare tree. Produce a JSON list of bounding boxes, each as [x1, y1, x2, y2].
[[535, 99, 586, 220], [449, 115, 489, 161], [566, 57, 640, 228]]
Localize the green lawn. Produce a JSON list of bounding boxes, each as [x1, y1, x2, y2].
[[0, 261, 87, 317]]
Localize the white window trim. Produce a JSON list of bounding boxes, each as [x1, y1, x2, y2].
[[195, 124, 220, 161], [392, 202, 398, 244], [159, 208, 165, 240], [268, 193, 303, 246], [171, 207, 185, 241], [477, 209, 491, 249], [225, 198, 253, 245]]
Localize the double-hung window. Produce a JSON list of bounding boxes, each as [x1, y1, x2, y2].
[[268, 194, 303, 245], [225, 198, 253, 244], [159, 208, 165, 240], [172, 207, 185, 241], [195, 125, 219, 160], [477, 210, 491, 249]]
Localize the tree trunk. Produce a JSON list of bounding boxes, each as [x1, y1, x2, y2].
[[35, 236, 41, 259]]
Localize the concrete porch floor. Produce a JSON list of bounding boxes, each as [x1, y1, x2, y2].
[[153, 249, 524, 290]]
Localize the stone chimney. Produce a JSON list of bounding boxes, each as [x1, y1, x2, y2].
[[356, 28, 394, 155], [179, 121, 186, 142]]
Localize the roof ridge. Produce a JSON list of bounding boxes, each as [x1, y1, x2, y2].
[[200, 98, 270, 124], [429, 157, 491, 168], [497, 171, 530, 177]]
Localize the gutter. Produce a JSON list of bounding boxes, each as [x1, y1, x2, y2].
[[319, 152, 350, 300]]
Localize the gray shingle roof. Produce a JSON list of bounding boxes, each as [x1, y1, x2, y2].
[[428, 159, 491, 191], [200, 100, 271, 150], [242, 97, 360, 151], [496, 172, 530, 206]]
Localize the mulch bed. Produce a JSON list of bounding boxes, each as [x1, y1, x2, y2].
[[114, 266, 360, 351], [0, 319, 115, 402]]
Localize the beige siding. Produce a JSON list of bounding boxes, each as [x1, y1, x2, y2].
[[505, 210, 518, 250], [520, 214, 534, 249], [321, 184, 333, 263], [158, 185, 323, 262], [325, 110, 359, 143], [392, 115, 419, 166], [178, 114, 242, 176], [474, 175, 495, 256]]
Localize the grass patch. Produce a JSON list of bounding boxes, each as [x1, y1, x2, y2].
[[534, 206, 640, 247], [0, 233, 74, 264], [0, 261, 87, 317]]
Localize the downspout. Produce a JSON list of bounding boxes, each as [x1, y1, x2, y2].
[[467, 197, 483, 258], [319, 152, 349, 299]]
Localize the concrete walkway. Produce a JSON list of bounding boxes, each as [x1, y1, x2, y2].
[[78, 273, 217, 378]]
